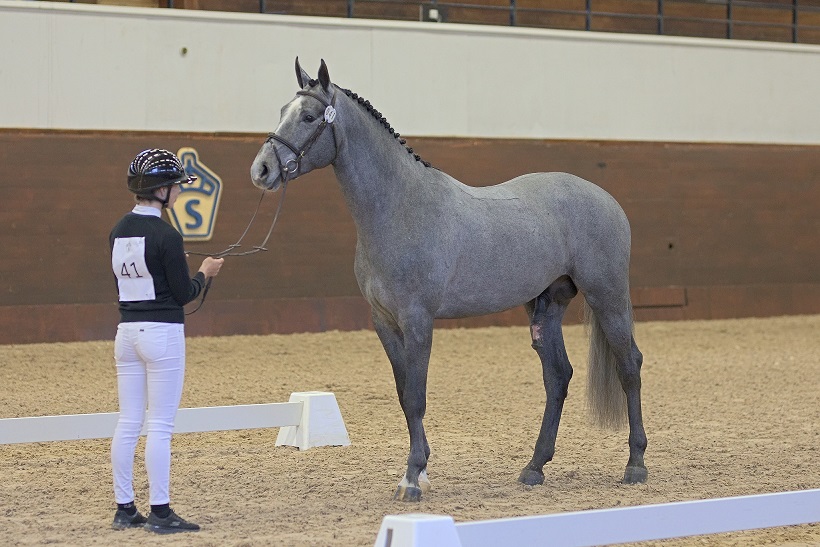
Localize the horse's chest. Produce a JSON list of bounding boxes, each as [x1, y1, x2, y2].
[[354, 244, 438, 300]]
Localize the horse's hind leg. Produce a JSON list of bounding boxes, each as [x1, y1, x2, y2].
[[518, 275, 577, 486], [621, 335, 647, 483], [584, 296, 648, 484]]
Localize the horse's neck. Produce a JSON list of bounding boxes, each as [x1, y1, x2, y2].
[[332, 114, 428, 233]]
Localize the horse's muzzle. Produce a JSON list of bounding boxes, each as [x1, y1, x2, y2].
[[250, 158, 283, 191]]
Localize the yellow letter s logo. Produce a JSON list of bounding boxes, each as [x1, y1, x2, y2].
[[168, 148, 223, 241]]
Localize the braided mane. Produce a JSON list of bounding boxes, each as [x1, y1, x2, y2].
[[308, 80, 431, 168]]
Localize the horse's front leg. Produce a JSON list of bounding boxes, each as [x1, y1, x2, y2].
[[373, 308, 433, 501]]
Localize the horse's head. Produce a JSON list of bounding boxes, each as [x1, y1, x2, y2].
[[250, 57, 338, 191]]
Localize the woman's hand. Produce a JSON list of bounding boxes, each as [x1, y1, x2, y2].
[[198, 257, 224, 278]]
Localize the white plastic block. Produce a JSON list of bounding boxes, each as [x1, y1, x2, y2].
[[374, 514, 462, 547], [275, 391, 350, 450]]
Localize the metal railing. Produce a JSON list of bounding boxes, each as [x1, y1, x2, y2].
[[68, 1, 820, 45], [342, 0, 820, 44]]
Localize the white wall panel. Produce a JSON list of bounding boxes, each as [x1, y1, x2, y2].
[[1, 0, 818, 143]]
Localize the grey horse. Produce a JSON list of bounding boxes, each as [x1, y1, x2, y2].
[[251, 58, 647, 502]]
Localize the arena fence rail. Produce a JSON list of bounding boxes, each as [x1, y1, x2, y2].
[[0, 391, 350, 450], [374, 488, 820, 547]]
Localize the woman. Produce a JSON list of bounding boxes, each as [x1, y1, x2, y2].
[[109, 149, 224, 534]]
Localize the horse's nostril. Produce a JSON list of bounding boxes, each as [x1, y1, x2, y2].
[[260, 163, 269, 179]]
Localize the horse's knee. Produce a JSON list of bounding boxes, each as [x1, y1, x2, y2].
[[401, 394, 426, 422], [551, 361, 573, 398], [534, 340, 573, 397], [530, 326, 573, 390]]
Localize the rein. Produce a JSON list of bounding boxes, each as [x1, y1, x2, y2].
[[185, 86, 337, 316], [184, 180, 289, 315]]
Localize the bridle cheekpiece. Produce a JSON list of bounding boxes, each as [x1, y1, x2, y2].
[[265, 86, 338, 182]]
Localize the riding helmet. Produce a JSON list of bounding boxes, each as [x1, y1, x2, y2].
[[127, 148, 197, 195]]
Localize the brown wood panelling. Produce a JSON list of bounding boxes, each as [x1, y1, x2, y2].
[[0, 130, 818, 343], [630, 286, 687, 308], [351, 2, 420, 22], [3, 283, 818, 345], [190, 0, 260, 13], [83, 0, 820, 44], [261, 1, 349, 17]]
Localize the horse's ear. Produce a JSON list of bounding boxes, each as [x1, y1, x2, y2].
[[295, 57, 311, 89], [318, 59, 331, 91]]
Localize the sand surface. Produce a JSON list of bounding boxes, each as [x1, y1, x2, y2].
[[1, 315, 818, 546]]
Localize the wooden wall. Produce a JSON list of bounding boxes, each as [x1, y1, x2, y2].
[[0, 130, 818, 344], [174, 0, 820, 45], [45, 0, 820, 44]]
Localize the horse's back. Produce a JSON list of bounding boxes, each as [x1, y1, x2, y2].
[[447, 170, 621, 210], [451, 171, 630, 238], [508, 171, 628, 231], [503, 171, 621, 209]]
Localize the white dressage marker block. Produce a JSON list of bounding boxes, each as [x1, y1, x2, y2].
[[374, 514, 462, 547], [275, 391, 350, 450]]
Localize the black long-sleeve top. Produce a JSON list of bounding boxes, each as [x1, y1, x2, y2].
[[110, 206, 205, 323]]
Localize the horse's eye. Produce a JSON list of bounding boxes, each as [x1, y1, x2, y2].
[[303, 114, 316, 123]]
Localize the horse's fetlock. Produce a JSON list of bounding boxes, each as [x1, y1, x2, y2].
[[407, 455, 428, 474], [629, 432, 648, 452]]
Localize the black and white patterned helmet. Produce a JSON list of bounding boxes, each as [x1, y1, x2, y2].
[[127, 149, 197, 194]]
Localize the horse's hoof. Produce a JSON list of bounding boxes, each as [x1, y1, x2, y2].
[[394, 485, 423, 502], [518, 468, 545, 486], [623, 466, 648, 484]]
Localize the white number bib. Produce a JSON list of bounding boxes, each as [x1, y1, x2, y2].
[[112, 237, 155, 302]]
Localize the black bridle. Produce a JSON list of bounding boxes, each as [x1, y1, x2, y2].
[[265, 87, 338, 182]]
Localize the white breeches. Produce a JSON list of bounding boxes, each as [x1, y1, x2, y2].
[[111, 322, 185, 505]]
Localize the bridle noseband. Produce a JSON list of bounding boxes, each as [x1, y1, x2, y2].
[[265, 87, 338, 182]]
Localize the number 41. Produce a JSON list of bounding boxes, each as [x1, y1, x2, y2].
[[121, 262, 144, 278]]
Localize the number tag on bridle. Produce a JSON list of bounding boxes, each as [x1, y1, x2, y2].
[[324, 105, 337, 124]]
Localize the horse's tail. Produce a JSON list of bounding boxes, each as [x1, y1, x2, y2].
[[584, 301, 628, 429]]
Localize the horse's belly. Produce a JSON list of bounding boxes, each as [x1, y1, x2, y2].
[[435, 268, 559, 319]]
